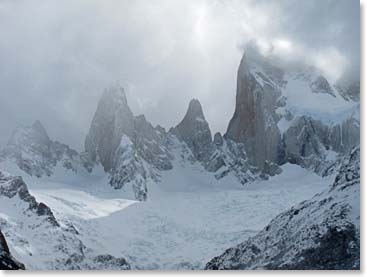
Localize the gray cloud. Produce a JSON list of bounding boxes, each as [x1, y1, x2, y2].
[[0, 0, 359, 150]]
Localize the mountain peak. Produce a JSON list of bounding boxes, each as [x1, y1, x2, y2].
[[184, 98, 205, 121], [102, 84, 128, 107], [85, 85, 135, 171], [174, 98, 212, 161], [31, 120, 50, 141], [7, 120, 50, 148]]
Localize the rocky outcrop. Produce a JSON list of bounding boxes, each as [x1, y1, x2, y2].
[[225, 51, 283, 169], [0, 171, 59, 226], [172, 100, 265, 183], [84, 85, 173, 200], [206, 133, 259, 184], [133, 115, 172, 171], [205, 147, 360, 270], [0, 170, 132, 269], [283, 115, 359, 176], [0, 170, 86, 269], [310, 75, 335, 97], [174, 99, 213, 162], [0, 230, 25, 270], [0, 120, 80, 177], [85, 86, 172, 174], [87, 255, 130, 270], [109, 136, 147, 201]]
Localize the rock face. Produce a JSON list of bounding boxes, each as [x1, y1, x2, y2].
[[335, 69, 360, 102], [226, 43, 360, 175], [206, 133, 259, 184], [85, 86, 135, 172], [133, 115, 172, 171], [0, 230, 25, 270], [88, 255, 130, 270], [205, 147, 360, 270], [110, 136, 147, 201], [173, 100, 264, 182], [85, 86, 172, 173], [0, 120, 80, 177], [283, 115, 359, 176], [1, 43, 359, 199], [84, 85, 172, 200], [226, 52, 283, 169], [174, 99, 213, 162], [0, 171, 59, 226], [309, 75, 335, 97]]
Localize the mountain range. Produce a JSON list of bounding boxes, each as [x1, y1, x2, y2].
[[0, 44, 360, 270]]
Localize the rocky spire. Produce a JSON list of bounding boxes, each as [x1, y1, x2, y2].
[[183, 99, 206, 121], [7, 120, 50, 148], [225, 49, 283, 168], [174, 99, 213, 162], [85, 85, 135, 171], [30, 120, 51, 145]]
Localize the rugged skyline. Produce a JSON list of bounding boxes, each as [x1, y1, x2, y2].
[[0, 0, 360, 150], [0, 1, 360, 267]]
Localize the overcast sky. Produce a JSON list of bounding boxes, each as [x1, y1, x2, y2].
[[0, 0, 359, 150]]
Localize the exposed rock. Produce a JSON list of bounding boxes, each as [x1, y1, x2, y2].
[[85, 85, 135, 172], [0, 170, 91, 269], [0, 171, 59, 226], [207, 136, 258, 184], [213, 132, 224, 146], [283, 115, 359, 175], [331, 146, 360, 191], [174, 99, 213, 162], [0, 230, 25, 270], [205, 147, 360, 270], [109, 136, 147, 201], [133, 115, 172, 171], [310, 75, 335, 97], [89, 254, 130, 270], [225, 51, 283, 169], [260, 160, 282, 179], [84, 85, 173, 200], [225, 43, 359, 176]]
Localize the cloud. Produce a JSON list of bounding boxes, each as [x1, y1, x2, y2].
[[0, 0, 359, 150]]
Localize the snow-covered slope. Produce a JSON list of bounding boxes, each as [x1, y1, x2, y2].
[[205, 146, 360, 270], [0, 121, 82, 177], [0, 170, 131, 270], [0, 230, 24, 270], [5, 160, 329, 270], [0, 132, 358, 270]]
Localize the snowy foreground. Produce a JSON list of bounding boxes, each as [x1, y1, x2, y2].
[[3, 162, 331, 270]]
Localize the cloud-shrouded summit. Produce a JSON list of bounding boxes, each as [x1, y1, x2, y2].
[[0, 0, 359, 150]]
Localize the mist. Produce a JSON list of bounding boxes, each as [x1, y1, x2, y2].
[[0, 0, 359, 150]]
